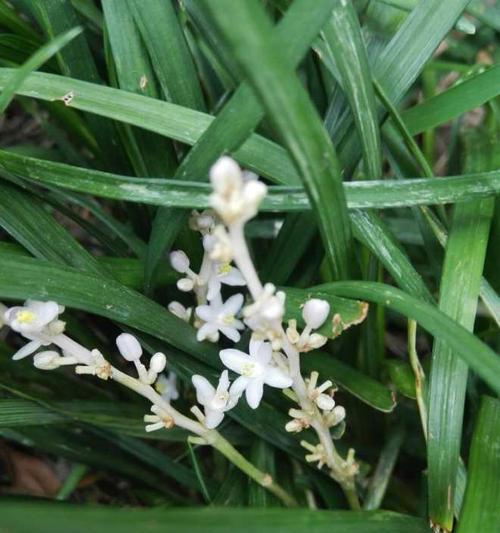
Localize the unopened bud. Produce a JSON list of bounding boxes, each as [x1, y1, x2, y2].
[[33, 350, 60, 370], [302, 299, 330, 330], [150, 352, 167, 374], [170, 250, 190, 273], [177, 278, 194, 292], [116, 333, 142, 361]]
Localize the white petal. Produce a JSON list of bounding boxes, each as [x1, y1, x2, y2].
[[222, 268, 246, 286], [264, 367, 293, 389], [222, 293, 244, 316], [12, 340, 41, 360], [230, 375, 249, 398], [219, 326, 241, 343], [245, 378, 264, 409], [192, 375, 215, 405], [249, 337, 264, 358], [220, 349, 250, 374], [30, 301, 60, 324], [195, 304, 217, 322], [232, 319, 245, 330], [255, 342, 272, 365], [207, 277, 221, 301], [204, 408, 225, 429], [169, 250, 190, 273], [197, 322, 218, 342], [217, 370, 230, 394]]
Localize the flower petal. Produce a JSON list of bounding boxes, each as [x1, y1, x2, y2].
[[230, 375, 249, 398], [222, 267, 246, 286], [245, 378, 264, 409], [255, 342, 272, 365], [249, 337, 264, 358], [196, 322, 218, 342], [12, 340, 41, 360], [217, 370, 230, 394], [219, 326, 241, 343], [222, 293, 244, 316], [204, 408, 225, 429], [192, 375, 215, 405], [220, 349, 250, 374], [264, 367, 293, 389], [195, 304, 216, 322], [207, 277, 222, 301]]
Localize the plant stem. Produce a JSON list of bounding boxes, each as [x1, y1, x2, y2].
[[208, 430, 298, 507], [408, 319, 428, 440]]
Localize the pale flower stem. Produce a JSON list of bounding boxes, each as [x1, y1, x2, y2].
[[52, 333, 93, 364], [407, 319, 428, 441], [227, 220, 360, 509], [228, 223, 263, 299]]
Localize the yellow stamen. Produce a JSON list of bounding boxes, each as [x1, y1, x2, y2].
[[241, 363, 255, 376], [218, 262, 232, 275], [16, 310, 35, 324], [222, 314, 234, 325]]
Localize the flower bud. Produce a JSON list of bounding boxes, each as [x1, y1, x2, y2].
[[33, 350, 60, 370], [150, 352, 167, 374], [116, 333, 142, 361], [209, 156, 242, 192], [302, 299, 330, 329], [243, 180, 267, 206], [168, 301, 191, 322], [177, 278, 194, 292], [170, 250, 190, 273], [330, 405, 346, 426], [316, 393, 336, 411]]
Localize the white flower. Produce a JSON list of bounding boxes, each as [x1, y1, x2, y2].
[[116, 333, 142, 362], [192, 370, 239, 428], [220, 339, 293, 409], [170, 250, 190, 273], [155, 372, 180, 402], [144, 404, 175, 432], [4, 300, 61, 334], [209, 157, 267, 225], [195, 293, 245, 342], [243, 284, 285, 348], [202, 236, 246, 300], [302, 299, 330, 330], [3, 300, 65, 360], [306, 371, 338, 412], [205, 225, 233, 263]]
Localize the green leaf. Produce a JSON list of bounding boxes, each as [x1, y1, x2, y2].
[[127, 0, 205, 111], [457, 396, 500, 533], [0, 503, 430, 533], [402, 64, 500, 135], [102, 0, 177, 177], [320, 1, 381, 180], [3, 149, 499, 211], [0, 27, 81, 113], [427, 126, 496, 531], [201, 0, 354, 280], [29, 0, 124, 169], [0, 182, 107, 276]]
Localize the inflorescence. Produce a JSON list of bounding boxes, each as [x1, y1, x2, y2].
[[0, 156, 359, 505]]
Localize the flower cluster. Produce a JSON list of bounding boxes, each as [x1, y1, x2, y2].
[[1, 156, 357, 504]]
